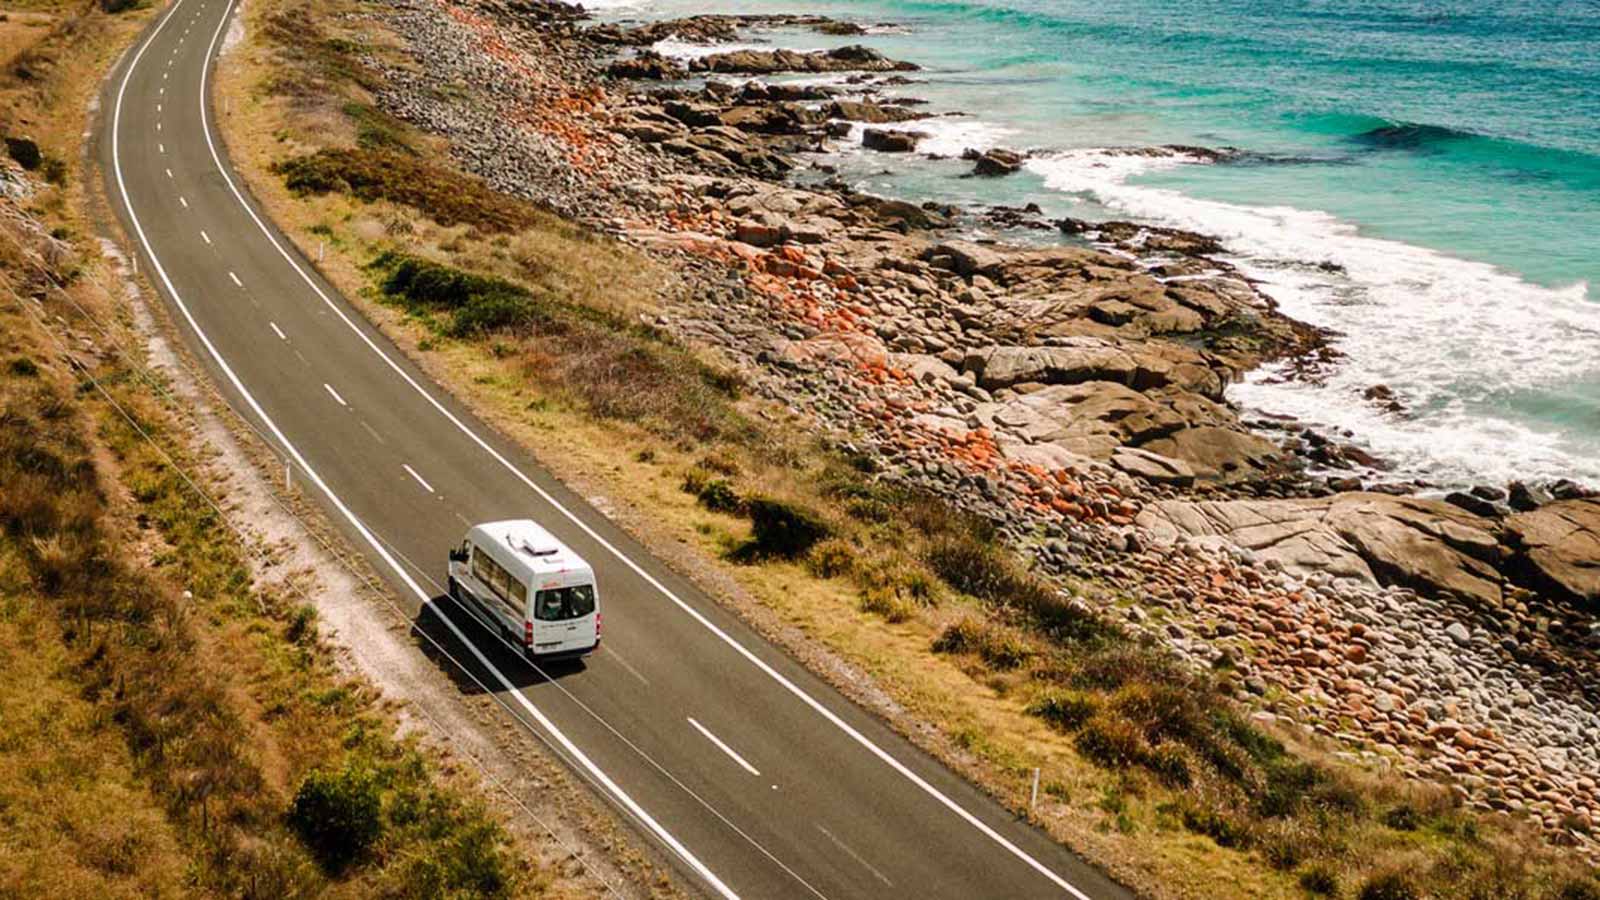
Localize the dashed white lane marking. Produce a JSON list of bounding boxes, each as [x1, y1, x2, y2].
[[402, 464, 435, 494], [269, 321, 286, 340], [323, 383, 347, 407], [602, 645, 651, 686], [156, 104, 162, 113], [358, 420, 387, 445], [156, 121, 162, 132], [816, 825, 894, 888], [158, 86, 164, 96], [177, 195, 186, 208], [227, 270, 241, 286], [158, 142, 165, 154], [687, 718, 761, 777], [164, 167, 173, 178], [200, 230, 211, 244]]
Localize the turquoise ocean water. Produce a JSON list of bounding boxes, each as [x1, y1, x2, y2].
[[593, 0, 1600, 487]]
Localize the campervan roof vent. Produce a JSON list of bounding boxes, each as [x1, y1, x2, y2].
[[510, 534, 559, 558]]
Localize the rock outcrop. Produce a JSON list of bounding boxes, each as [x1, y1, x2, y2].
[[1139, 494, 1506, 605], [1505, 499, 1600, 608]]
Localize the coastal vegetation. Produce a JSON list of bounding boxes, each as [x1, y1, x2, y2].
[[214, 0, 1600, 897]]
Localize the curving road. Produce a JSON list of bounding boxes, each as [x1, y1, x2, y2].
[[96, 1, 1133, 897]]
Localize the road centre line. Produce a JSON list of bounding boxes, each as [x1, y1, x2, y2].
[[177, 195, 185, 208], [268, 321, 285, 340], [227, 270, 241, 286], [200, 229, 210, 244], [323, 383, 347, 407], [402, 463, 435, 494], [177, 0, 1094, 894], [359, 419, 387, 444], [687, 718, 761, 777]]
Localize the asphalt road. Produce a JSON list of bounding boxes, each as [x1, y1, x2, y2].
[[96, 1, 1135, 897]]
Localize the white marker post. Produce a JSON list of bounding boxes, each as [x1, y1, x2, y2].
[[285, 459, 291, 491], [318, 240, 325, 262], [1030, 768, 1040, 811]]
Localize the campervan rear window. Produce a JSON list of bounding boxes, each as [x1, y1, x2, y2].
[[534, 585, 595, 621]]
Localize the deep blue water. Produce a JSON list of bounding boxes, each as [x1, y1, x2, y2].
[[595, 0, 1600, 487]]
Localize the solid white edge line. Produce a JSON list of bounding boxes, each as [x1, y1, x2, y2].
[[268, 321, 285, 340], [687, 718, 761, 777], [191, 0, 1095, 894], [402, 463, 435, 494], [112, 5, 740, 899], [322, 383, 346, 407]]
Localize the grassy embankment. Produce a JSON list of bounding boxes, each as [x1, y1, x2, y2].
[[213, 0, 1600, 896], [0, 1, 587, 896]]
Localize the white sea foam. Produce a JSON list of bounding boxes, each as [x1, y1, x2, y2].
[[1028, 148, 1600, 488], [836, 114, 1018, 159], [650, 38, 784, 60]]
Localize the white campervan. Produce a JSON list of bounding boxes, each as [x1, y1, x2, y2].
[[447, 520, 600, 659]]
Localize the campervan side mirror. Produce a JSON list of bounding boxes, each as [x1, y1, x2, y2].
[[448, 547, 468, 564]]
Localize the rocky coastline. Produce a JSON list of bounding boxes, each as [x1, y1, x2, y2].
[[359, 0, 1600, 855]]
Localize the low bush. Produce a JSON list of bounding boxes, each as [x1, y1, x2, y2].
[[1382, 803, 1420, 832], [1559, 880, 1600, 900], [1027, 691, 1097, 731], [858, 587, 914, 623], [697, 478, 741, 514], [931, 619, 985, 655], [1299, 864, 1342, 896], [1357, 871, 1419, 900], [805, 538, 856, 579], [738, 497, 829, 561], [1179, 805, 1253, 849], [276, 148, 539, 233], [287, 763, 383, 872]]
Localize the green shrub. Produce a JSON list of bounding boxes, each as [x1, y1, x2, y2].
[[858, 588, 913, 623], [1145, 744, 1193, 789], [286, 604, 317, 645], [275, 148, 539, 233], [1357, 872, 1418, 900], [1028, 692, 1097, 731], [1558, 880, 1600, 900], [932, 619, 984, 655], [395, 818, 513, 898], [805, 538, 856, 579], [288, 763, 384, 872], [1180, 805, 1253, 849], [697, 479, 741, 514], [1382, 803, 1419, 832], [1299, 864, 1341, 896], [1075, 714, 1146, 769], [977, 630, 1031, 669], [739, 497, 829, 560]]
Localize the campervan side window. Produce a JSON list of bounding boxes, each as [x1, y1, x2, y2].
[[470, 546, 519, 610], [534, 585, 596, 622]]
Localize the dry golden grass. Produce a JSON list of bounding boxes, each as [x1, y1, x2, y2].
[[0, 3, 580, 895]]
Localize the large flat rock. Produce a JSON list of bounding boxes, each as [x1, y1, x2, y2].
[[1139, 493, 1506, 606]]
